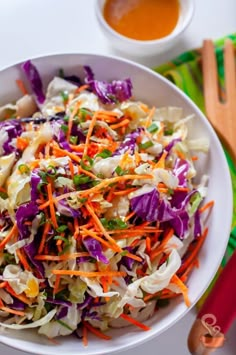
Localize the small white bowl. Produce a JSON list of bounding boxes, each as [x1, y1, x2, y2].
[[95, 0, 195, 56]]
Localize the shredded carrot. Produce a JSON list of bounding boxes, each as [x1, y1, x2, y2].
[[1, 306, 25, 317], [83, 321, 111, 340], [0, 223, 18, 250], [52, 269, 127, 278], [79, 167, 98, 180], [16, 79, 28, 95], [120, 313, 150, 331], [82, 323, 88, 346], [113, 187, 137, 196], [199, 200, 215, 213], [16, 249, 31, 271], [75, 84, 89, 94], [155, 151, 168, 169], [110, 118, 130, 130], [125, 253, 142, 262], [38, 222, 51, 254], [53, 275, 61, 296], [53, 145, 81, 163], [38, 200, 50, 210], [178, 228, 208, 274], [47, 183, 58, 229], [0, 186, 7, 194], [146, 236, 151, 254], [16, 137, 29, 151], [191, 155, 198, 161], [171, 274, 191, 307], [68, 160, 75, 179], [144, 106, 156, 128], [174, 187, 189, 192], [55, 174, 152, 202], [34, 252, 90, 261], [150, 228, 174, 261], [85, 202, 122, 252], [81, 229, 116, 251], [124, 211, 136, 222], [5, 284, 32, 305], [0, 282, 7, 288], [83, 112, 98, 158], [0, 298, 4, 307]]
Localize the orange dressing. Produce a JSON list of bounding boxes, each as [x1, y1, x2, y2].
[[103, 0, 180, 41]]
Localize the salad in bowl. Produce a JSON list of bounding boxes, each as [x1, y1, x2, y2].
[[0, 54, 232, 354]]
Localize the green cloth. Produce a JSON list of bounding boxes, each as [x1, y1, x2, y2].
[[154, 33, 236, 265]]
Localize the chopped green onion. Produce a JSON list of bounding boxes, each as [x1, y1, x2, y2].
[[115, 166, 127, 176], [164, 128, 174, 136], [73, 174, 91, 186], [69, 136, 78, 145], [58, 68, 65, 78], [18, 164, 30, 174], [96, 149, 112, 159], [101, 218, 128, 230], [61, 91, 69, 104], [54, 235, 70, 245], [139, 141, 154, 150], [56, 225, 68, 233], [0, 191, 8, 199], [63, 115, 69, 123], [46, 165, 57, 177], [61, 124, 69, 134], [147, 123, 158, 133], [79, 108, 92, 121]]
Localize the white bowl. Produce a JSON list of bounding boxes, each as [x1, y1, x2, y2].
[[95, 0, 195, 56], [0, 53, 232, 355]]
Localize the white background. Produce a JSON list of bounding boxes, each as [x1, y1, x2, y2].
[[0, 0, 235, 354]]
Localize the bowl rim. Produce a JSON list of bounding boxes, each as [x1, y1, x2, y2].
[[0, 51, 233, 355], [95, 0, 195, 46]]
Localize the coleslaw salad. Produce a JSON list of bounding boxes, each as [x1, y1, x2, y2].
[[0, 61, 213, 344]]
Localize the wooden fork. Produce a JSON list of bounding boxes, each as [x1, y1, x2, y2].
[[202, 39, 236, 164]]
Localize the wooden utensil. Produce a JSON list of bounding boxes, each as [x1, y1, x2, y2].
[[202, 38, 236, 164], [187, 39, 236, 354]]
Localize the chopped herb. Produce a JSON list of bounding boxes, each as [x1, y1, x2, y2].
[[58, 68, 65, 78], [139, 141, 154, 150], [164, 128, 174, 136], [79, 108, 92, 121], [56, 225, 68, 233], [46, 165, 57, 177], [54, 235, 70, 245], [147, 123, 158, 133], [61, 124, 69, 134], [18, 164, 30, 174], [69, 136, 78, 145], [0, 191, 8, 199], [101, 218, 128, 230], [120, 250, 128, 256], [61, 91, 69, 104], [63, 115, 69, 123], [97, 149, 112, 159], [73, 174, 91, 186], [115, 166, 128, 176]]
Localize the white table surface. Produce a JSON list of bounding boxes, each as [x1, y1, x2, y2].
[[0, 1, 235, 354]]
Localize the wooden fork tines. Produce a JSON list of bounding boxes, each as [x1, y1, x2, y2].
[[202, 39, 236, 164]]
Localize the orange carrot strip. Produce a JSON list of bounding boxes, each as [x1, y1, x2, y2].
[[83, 321, 111, 340], [178, 228, 208, 274], [0, 282, 7, 288], [191, 155, 198, 161], [68, 160, 75, 179], [83, 112, 98, 158], [146, 236, 151, 254], [0, 223, 18, 250], [38, 200, 50, 210], [16, 79, 28, 95], [113, 188, 137, 196], [110, 118, 130, 130], [171, 274, 191, 307], [155, 151, 168, 169], [38, 222, 51, 254], [47, 183, 58, 229], [53, 145, 81, 163], [81, 229, 116, 251], [85, 202, 122, 252], [124, 211, 136, 222], [53, 275, 61, 296], [5, 284, 31, 305], [82, 323, 88, 347], [144, 106, 156, 128], [125, 253, 142, 262], [55, 174, 153, 202], [34, 252, 90, 261], [1, 306, 25, 317], [120, 313, 150, 331], [16, 249, 31, 271], [16, 137, 29, 151], [52, 270, 127, 277], [79, 167, 98, 180], [0, 186, 7, 194], [199, 200, 214, 213], [75, 84, 89, 94]]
